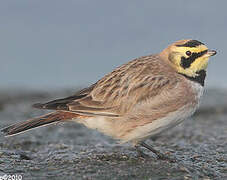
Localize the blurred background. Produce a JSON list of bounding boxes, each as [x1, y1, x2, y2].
[[0, 1, 226, 179], [0, 0, 226, 90]]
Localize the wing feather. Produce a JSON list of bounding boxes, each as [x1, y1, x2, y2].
[[33, 55, 178, 117]]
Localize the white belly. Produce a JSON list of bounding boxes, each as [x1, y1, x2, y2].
[[122, 104, 197, 143], [123, 82, 204, 143]]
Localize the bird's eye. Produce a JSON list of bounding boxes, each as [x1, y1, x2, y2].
[[186, 51, 191, 56]]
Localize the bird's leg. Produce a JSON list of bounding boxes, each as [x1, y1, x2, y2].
[[135, 144, 149, 158], [139, 141, 176, 162]]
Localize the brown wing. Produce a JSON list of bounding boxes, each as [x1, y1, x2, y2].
[[33, 55, 178, 117]]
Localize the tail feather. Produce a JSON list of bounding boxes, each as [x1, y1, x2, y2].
[[1, 111, 80, 137]]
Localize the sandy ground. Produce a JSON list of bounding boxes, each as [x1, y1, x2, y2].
[[0, 88, 226, 180]]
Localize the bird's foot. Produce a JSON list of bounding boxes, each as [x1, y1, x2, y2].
[[155, 152, 176, 162], [135, 145, 150, 159], [138, 141, 177, 162]]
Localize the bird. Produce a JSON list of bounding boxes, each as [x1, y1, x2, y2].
[[1, 39, 216, 159]]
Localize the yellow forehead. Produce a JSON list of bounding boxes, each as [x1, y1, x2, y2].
[[173, 44, 208, 53]]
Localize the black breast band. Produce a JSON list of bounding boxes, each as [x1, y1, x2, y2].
[[179, 70, 206, 86]]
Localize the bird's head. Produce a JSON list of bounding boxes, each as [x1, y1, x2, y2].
[[160, 39, 216, 77]]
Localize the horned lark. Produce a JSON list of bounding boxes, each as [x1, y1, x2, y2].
[[2, 39, 216, 159]]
